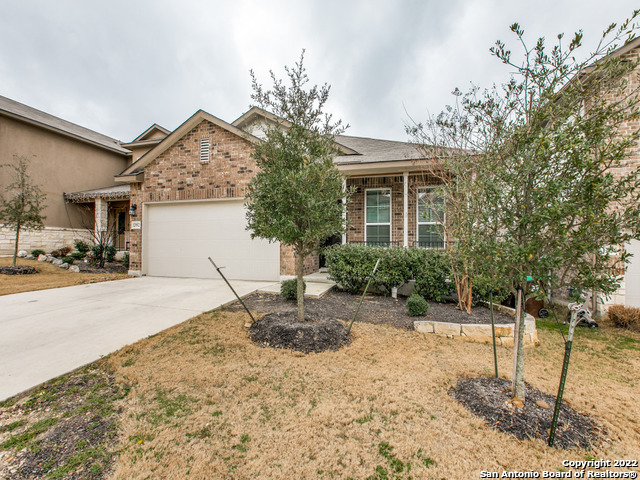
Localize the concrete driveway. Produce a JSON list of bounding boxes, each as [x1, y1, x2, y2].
[[0, 276, 274, 401]]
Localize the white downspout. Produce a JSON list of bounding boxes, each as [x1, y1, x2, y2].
[[342, 178, 347, 245], [403, 172, 409, 247]]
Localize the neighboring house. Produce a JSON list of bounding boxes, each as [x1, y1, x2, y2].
[[0, 95, 131, 253], [599, 38, 640, 310]]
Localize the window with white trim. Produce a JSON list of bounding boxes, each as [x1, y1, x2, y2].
[[417, 187, 445, 248], [365, 188, 391, 245], [200, 138, 210, 163]]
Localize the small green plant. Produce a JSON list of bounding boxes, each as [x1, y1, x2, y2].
[[74, 239, 90, 254], [70, 251, 85, 261], [281, 278, 306, 301], [233, 434, 250, 452], [407, 293, 429, 316], [90, 244, 104, 262], [105, 245, 117, 263], [608, 304, 640, 330], [366, 442, 411, 480], [31, 249, 46, 257], [62, 256, 74, 265], [122, 251, 130, 267]]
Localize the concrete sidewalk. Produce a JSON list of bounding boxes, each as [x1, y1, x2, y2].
[[0, 276, 271, 401]]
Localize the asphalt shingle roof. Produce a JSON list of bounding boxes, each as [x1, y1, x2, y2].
[[0, 95, 130, 155], [334, 135, 427, 164]]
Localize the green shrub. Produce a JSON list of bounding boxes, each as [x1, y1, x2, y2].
[[374, 247, 413, 294], [62, 256, 74, 265], [326, 244, 454, 299], [122, 252, 130, 267], [324, 244, 381, 293], [105, 246, 117, 263], [31, 249, 46, 257], [608, 304, 640, 330], [407, 293, 429, 316], [280, 278, 306, 301], [472, 283, 511, 306], [70, 252, 85, 261], [90, 244, 104, 262], [74, 239, 90, 254], [408, 248, 452, 302]]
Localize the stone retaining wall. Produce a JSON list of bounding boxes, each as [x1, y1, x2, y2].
[[0, 226, 93, 255], [414, 306, 539, 346]]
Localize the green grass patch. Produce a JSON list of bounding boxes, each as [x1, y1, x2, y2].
[[0, 418, 27, 433], [1, 417, 59, 451], [232, 434, 250, 452]]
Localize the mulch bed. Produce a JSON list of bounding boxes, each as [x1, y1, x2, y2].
[[249, 312, 349, 353], [450, 377, 603, 450], [0, 266, 38, 275], [231, 289, 514, 331], [76, 261, 128, 274]]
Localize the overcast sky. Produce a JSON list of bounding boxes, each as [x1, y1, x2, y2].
[[1, 1, 637, 143]]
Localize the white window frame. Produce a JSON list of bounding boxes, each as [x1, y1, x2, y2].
[[364, 188, 392, 245], [417, 186, 445, 248]]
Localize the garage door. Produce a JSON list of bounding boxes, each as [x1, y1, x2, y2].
[[625, 239, 640, 308], [144, 200, 280, 281]]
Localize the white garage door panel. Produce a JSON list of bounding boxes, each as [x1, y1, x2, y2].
[[145, 201, 280, 281], [625, 240, 640, 308]]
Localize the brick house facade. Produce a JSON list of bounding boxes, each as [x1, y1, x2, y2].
[[120, 110, 323, 279]]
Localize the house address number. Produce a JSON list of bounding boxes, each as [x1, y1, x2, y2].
[[131, 221, 141, 230]]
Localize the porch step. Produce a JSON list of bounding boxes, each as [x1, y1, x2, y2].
[[257, 281, 334, 299], [280, 271, 335, 284]]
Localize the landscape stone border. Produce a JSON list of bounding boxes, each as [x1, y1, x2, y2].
[[414, 303, 539, 346]]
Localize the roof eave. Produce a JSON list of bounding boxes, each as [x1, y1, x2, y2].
[[0, 110, 131, 156], [114, 173, 144, 183]]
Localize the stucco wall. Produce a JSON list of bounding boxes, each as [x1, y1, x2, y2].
[[0, 115, 129, 229]]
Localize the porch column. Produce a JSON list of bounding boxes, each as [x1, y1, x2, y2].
[[95, 198, 108, 238], [342, 178, 347, 245], [403, 172, 409, 247]]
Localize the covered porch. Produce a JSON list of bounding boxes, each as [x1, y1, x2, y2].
[[340, 171, 447, 250], [63, 184, 132, 251]]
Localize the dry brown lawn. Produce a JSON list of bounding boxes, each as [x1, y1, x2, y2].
[[0, 257, 128, 296], [104, 309, 640, 479]]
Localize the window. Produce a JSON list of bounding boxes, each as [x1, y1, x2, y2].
[[200, 138, 210, 163], [365, 189, 391, 245], [417, 187, 444, 248]]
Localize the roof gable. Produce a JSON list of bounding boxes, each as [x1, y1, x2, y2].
[[131, 123, 171, 142], [116, 109, 262, 180], [233, 106, 358, 155]]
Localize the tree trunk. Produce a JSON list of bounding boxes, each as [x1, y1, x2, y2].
[[12, 221, 21, 267], [296, 250, 305, 322], [512, 288, 526, 401]]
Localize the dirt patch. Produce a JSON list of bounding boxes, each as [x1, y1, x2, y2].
[[0, 367, 129, 480], [230, 289, 515, 330], [0, 266, 37, 275], [450, 377, 603, 450], [249, 312, 349, 353]]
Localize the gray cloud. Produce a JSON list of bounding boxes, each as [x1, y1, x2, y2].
[[1, 0, 637, 142]]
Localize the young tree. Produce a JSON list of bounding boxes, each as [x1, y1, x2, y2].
[[0, 156, 47, 266], [74, 203, 117, 268], [415, 14, 640, 402], [246, 51, 349, 322]]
